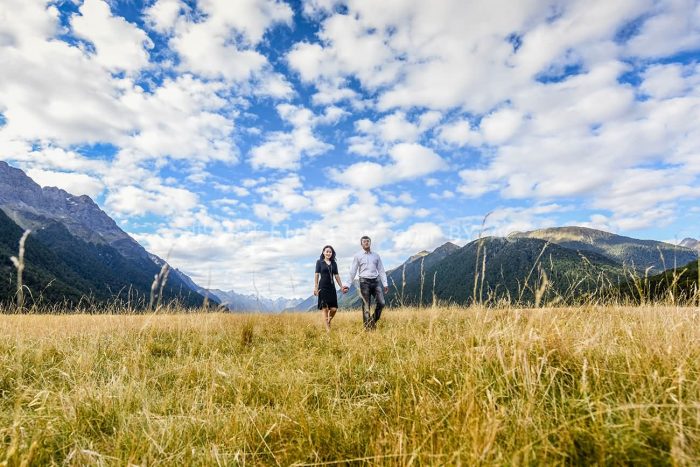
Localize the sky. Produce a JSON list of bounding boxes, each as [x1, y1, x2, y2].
[[1, 0, 700, 298]]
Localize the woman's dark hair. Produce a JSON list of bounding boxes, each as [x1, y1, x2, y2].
[[319, 245, 337, 262]]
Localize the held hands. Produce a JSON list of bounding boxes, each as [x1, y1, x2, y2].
[[341, 286, 349, 294]]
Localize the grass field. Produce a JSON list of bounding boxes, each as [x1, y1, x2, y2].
[[1, 306, 699, 465]]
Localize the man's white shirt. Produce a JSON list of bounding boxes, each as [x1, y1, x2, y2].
[[346, 250, 388, 288]]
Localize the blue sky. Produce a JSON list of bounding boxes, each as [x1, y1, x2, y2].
[[1, 0, 700, 298]]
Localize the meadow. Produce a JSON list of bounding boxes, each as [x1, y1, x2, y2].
[[1, 306, 699, 465]]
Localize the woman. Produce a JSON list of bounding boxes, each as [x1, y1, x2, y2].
[[314, 245, 344, 331]]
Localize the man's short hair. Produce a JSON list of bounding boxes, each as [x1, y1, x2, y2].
[[360, 235, 371, 242]]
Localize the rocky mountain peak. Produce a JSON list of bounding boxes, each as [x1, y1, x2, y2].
[[434, 241, 461, 254], [680, 237, 699, 251], [407, 250, 429, 263], [0, 161, 145, 259]]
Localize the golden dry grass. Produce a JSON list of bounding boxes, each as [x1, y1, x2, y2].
[[1, 306, 699, 465]]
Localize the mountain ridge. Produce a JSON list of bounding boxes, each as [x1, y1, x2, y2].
[[510, 226, 697, 273], [0, 161, 148, 260], [0, 161, 208, 308]]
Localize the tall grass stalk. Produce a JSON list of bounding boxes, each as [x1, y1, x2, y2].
[[148, 262, 170, 310], [9, 229, 30, 311], [472, 212, 491, 305], [419, 257, 425, 308]]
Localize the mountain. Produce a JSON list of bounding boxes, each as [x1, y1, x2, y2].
[[208, 289, 303, 312], [0, 161, 208, 308], [1, 209, 91, 305], [680, 237, 700, 252], [390, 237, 628, 306], [510, 226, 698, 273], [287, 294, 317, 312], [0, 161, 147, 260]]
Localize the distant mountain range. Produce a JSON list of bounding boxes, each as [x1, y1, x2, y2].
[[207, 289, 303, 312], [510, 226, 697, 273], [0, 161, 210, 308], [290, 226, 699, 310]]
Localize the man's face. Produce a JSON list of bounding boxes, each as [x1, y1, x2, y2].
[[361, 238, 371, 250]]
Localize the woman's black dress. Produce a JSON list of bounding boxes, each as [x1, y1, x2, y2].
[[316, 259, 338, 309]]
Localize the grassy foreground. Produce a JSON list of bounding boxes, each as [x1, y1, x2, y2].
[[1, 307, 699, 465]]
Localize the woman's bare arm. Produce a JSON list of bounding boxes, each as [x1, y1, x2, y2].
[[314, 272, 320, 296]]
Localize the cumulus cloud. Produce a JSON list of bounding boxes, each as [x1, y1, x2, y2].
[[72, 0, 153, 72], [640, 63, 700, 100], [348, 111, 442, 156], [26, 168, 105, 198], [333, 143, 447, 189], [624, 0, 700, 58], [144, 0, 187, 33], [437, 120, 482, 147], [120, 75, 237, 164], [167, 0, 292, 82], [106, 184, 199, 217], [393, 222, 447, 252], [249, 104, 334, 170]]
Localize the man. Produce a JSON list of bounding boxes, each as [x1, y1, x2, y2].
[[343, 235, 388, 330]]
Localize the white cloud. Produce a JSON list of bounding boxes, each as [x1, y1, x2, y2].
[[393, 222, 446, 252], [309, 78, 359, 105], [168, 0, 293, 82], [120, 75, 237, 164], [429, 190, 455, 200], [348, 111, 442, 156], [287, 12, 399, 89], [458, 169, 501, 198], [253, 174, 312, 222], [0, 5, 135, 145], [334, 143, 447, 189], [106, 184, 199, 217], [4, 145, 108, 174], [640, 63, 699, 100], [26, 168, 105, 198], [232, 186, 250, 197], [305, 188, 353, 215], [379, 191, 416, 204], [145, 0, 187, 33], [437, 120, 482, 147], [252, 203, 290, 224], [480, 108, 524, 144], [249, 104, 333, 170], [0, 2, 238, 173], [71, 0, 153, 72], [624, 0, 700, 58]]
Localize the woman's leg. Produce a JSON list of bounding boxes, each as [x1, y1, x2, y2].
[[327, 307, 337, 328], [321, 306, 330, 331]]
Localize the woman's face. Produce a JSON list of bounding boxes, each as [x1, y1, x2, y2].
[[323, 248, 333, 259]]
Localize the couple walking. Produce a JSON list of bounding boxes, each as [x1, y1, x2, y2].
[[314, 236, 388, 331]]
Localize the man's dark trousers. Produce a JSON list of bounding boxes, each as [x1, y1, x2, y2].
[[359, 277, 385, 329]]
